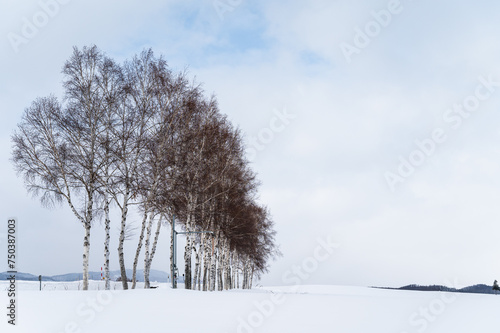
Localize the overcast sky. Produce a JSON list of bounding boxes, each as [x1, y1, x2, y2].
[[1, 0, 500, 288]]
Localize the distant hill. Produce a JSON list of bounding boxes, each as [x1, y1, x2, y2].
[[398, 284, 456, 292], [0, 272, 54, 281], [458, 284, 496, 295], [376, 283, 498, 295], [0, 269, 170, 282]]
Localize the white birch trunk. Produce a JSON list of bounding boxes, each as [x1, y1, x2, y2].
[[170, 217, 176, 288], [82, 223, 91, 291], [145, 215, 162, 288], [183, 202, 196, 290], [223, 239, 230, 290], [230, 252, 235, 290], [82, 190, 94, 291], [242, 257, 249, 289], [210, 235, 218, 291], [66, 198, 91, 291], [196, 235, 205, 291], [226, 243, 232, 290], [104, 198, 111, 290], [132, 173, 159, 289], [193, 235, 204, 291], [249, 265, 254, 289], [132, 209, 149, 289], [237, 264, 240, 289], [217, 237, 224, 291], [143, 213, 154, 288], [242, 265, 247, 290], [202, 234, 211, 291], [192, 245, 199, 290], [117, 190, 130, 290], [184, 227, 193, 289]]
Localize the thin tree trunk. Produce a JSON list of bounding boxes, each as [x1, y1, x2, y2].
[[184, 210, 193, 289], [184, 231, 192, 289], [104, 198, 111, 290], [231, 252, 235, 289], [145, 215, 162, 288], [193, 245, 199, 290], [118, 190, 130, 290], [225, 241, 231, 290], [237, 263, 240, 289], [217, 237, 224, 291], [144, 215, 161, 289], [82, 190, 94, 291], [223, 239, 229, 290], [82, 223, 91, 291], [132, 174, 159, 289], [132, 209, 149, 289], [249, 265, 254, 289], [202, 238, 210, 291], [210, 235, 218, 291], [242, 257, 248, 289], [143, 213, 154, 288], [197, 254, 202, 291], [67, 198, 92, 291], [170, 216, 176, 288], [196, 236, 205, 291]]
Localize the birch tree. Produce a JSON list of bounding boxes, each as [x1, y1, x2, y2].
[[103, 50, 159, 289], [12, 46, 110, 290], [94, 55, 126, 290]]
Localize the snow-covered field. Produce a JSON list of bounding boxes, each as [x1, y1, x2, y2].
[[1, 281, 499, 332]]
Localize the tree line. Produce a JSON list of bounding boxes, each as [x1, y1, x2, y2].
[[11, 45, 279, 291]]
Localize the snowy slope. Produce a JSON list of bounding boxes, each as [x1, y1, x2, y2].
[[1, 282, 499, 332]]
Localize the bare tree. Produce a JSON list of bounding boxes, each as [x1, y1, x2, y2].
[[99, 49, 160, 290], [11, 46, 111, 290], [94, 53, 126, 290]]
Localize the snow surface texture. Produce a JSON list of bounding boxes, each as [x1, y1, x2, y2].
[[1, 282, 499, 332]]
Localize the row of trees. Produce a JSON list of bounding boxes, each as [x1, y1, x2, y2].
[[11, 45, 279, 290]]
